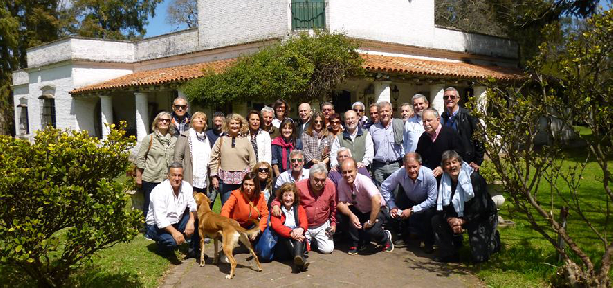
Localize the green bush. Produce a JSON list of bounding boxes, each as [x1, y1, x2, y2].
[[0, 123, 141, 287]]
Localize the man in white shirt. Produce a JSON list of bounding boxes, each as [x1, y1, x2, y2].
[[330, 110, 374, 169], [145, 162, 198, 256], [403, 94, 429, 153], [274, 150, 310, 190]]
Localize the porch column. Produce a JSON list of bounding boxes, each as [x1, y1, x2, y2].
[[99, 95, 113, 139], [374, 81, 391, 103], [135, 92, 150, 142], [473, 86, 488, 115], [430, 84, 445, 115]]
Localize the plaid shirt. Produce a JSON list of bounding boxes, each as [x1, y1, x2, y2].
[[301, 131, 333, 164]]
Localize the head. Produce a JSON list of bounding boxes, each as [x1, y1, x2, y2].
[[444, 87, 460, 112], [276, 183, 301, 209], [273, 99, 289, 120], [369, 103, 379, 122], [344, 110, 358, 132], [254, 162, 273, 184], [172, 97, 188, 118], [224, 113, 249, 136], [352, 101, 365, 118], [190, 112, 207, 132], [400, 103, 413, 120], [329, 113, 341, 132], [289, 150, 305, 173], [377, 101, 392, 126], [309, 163, 328, 192], [321, 102, 334, 119], [241, 172, 261, 198], [167, 162, 184, 191], [403, 153, 423, 180], [336, 147, 352, 167], [412, 94, 429, 116], [298, 103, 312, 122], [211, 112, 225, 131], [260, 106, 274, 129], [340, 157, 358, 185], [247, 110, 261, 132], [441, 150, 463, 181], [152, 111, 174, 135], [422, 108, 441, 135], [306, 111, 326, 135], [280, 119, 296, 141]]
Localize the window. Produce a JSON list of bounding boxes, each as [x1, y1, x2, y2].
[[41, 97, 56, 128], [17, 100, 29, 135], [291, 0, 326, 30]]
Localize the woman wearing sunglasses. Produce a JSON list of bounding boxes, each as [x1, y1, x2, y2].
[[301, 111, 332, 169], [253, 162, 274, 206]]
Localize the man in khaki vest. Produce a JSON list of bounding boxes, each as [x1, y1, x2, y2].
[[330, 110, 374, 170]]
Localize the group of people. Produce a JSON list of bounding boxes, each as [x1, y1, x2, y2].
[[139, 87, 500, 273]]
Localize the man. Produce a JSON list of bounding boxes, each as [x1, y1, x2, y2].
[[145, 162, 199, 256], [330, 110, 373, 170], [369, 101, 405, 187], [441, 87, 485, 171], [399, 103, 414, 121], [403, 94, 429, 153], [380, 153, 437, 253], [247, 110, 272, 164], [328, 148, 371, 187], [261, 106, 280, 139], [171, 98, 190, 135], [274, 150, 309, 190], [352, 101, 368, 127], [337, 158, 393, 254], [415, 108, 465, 177], [272, 163, 337, 254], [321, 102, 335, 121], [296, 103, 312, 137], [363, 103, 379, 129], [206, 112, 224, 148]]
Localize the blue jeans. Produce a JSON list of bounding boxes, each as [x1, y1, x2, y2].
[[146, 209, 199, 253], [220, 182, 241, 207]]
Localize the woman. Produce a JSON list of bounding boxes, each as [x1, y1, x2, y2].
[[174, 112, 211, 194], [301, 111, 332, 168], [221, 172, 269, 235], [328, 113, 343, 137], [432, 150, 500, 263], [253, 162, 274, 205], [209, 114, 256, 206], [135, 111, 177, 225], [270, 183, 309, 272], [271, 99, 291, 128], [271, 119, 301, 177]]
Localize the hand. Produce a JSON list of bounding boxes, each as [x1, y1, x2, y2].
[[469, 162, 480, 171], [185, 220, 195, 237], [312, 159, 320, 164], [390, 208, 399, 219], [249, 233, 257, 241], [329, 225, 336, 234], [172, 231, 186, 245], [330, 166, 337, 172], [400, 208, 412, 219], [350, 214, 362, 229], [433, 166, 443, 177], [211, 176, 219, 189], [271, 205, 281, 217], [357, 162, 365, 168]]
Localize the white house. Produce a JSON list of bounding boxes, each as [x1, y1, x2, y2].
[[12, 0, 522, 142]]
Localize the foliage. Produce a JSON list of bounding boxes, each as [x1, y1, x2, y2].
[[166, 0, 198, 29], [435, 0, 506, 37], [0, 123, 141, 287], [183, 32, 364, 105], [474, 9, 613, 287]]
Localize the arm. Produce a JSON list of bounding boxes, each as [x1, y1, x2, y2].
[[270, 214, 293, 238], [258, 196, 269, 232], [208, 137, 222, 178], [174, 135, 187, 164], [366, 194, 382, 228], [247, 138, 257, 168], [362, 132, 374, 166], [135, 134, 151, 169], [411, 171, 437, 213], [379, 169, 400, 209], [261, 133, 272, 164], [337, 201, 361, 229], [329, 184, 337, 228], [220, 191, 237, 218]]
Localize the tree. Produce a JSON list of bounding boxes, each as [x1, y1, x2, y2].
[[182, 32, 364, 106], [166, 0, 198, 29], [474, 9, 613, 287], [0, 123, 141, 288]]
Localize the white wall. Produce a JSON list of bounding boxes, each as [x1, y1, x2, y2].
[[72, 65, 133, 88], [27, 38, 135, 68], [135, 29, 199, 61]]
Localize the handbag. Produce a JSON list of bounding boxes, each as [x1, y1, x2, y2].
[[254, 214, 277, 262]]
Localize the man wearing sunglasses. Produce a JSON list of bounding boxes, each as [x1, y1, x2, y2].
[[351, 102, 368, 127], [440, 87, 484, 171], [274, 150, 309, 190], [171, 98, 190, 136]]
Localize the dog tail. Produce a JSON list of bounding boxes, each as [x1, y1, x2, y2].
[[240, 219, 261, 239]]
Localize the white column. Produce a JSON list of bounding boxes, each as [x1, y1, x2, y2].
[[473, 86, 488, 115], [135, 92, 150, 142], [99, 95, 113, 139], [430, 84, 445, 115], [374, 81, 391, 103]]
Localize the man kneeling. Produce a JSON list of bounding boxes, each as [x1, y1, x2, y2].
[[145, 162, 199, 256]]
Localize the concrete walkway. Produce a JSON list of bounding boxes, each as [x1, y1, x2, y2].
[[159, 241, 484, 288]]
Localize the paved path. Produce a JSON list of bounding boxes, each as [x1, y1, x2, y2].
[[159, 241, 484, 288]]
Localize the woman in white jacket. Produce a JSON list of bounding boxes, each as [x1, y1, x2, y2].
[[247, 110, 272, 164]]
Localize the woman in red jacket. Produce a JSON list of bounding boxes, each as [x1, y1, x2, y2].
[[270, 183, 309, 272]]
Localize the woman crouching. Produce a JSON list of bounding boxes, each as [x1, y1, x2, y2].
[[270, 183, 309, 272], [221, 172, 269, 240]]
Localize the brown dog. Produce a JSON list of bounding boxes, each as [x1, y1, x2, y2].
[[193, 193, 263, 279]]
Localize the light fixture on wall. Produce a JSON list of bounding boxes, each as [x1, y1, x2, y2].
[[391, 85, 399, 104]]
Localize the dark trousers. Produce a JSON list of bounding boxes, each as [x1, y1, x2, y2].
[[220, 182, 241, 206], [274, 237, 306, 261], [395, 196, 436, 246], [142, 181, 160, 221], [431, 212, 500, 262], [205, 185, 218, 209], [146, 209, 199, 254], [342, 205, 388, 247]]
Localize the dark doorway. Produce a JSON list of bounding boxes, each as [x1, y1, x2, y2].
[[332, 90, 352, 115]]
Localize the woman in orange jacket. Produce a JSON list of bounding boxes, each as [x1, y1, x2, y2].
[[221, 172, 269, 236]]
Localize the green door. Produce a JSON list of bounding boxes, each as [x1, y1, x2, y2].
[[291, 0, 326, 30]]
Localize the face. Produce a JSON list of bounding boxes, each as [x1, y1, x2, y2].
[[344, 111, 358, 131], [257, 166, 270, 181], [248, 114, 260, 131], [212, 116, 224, 131], [422, 111, 440, 134], [310, 172, 327, 192], [157, 115, 171, 131], [282, 191, 295, 208], [192, 116, 206, 132], [401, 105, 412, 120], [443, 157, 462, 179], [336, 150, 351, 165], [353, 105, 365, 118], [322, 105, 334, 118], [242, 179, 256, 196], [444, 90, 459, 111], [229, 119, 241, 135], [275, 104, 286, 119], [378, 104, 392, 125], [168, 167, 184, 190], [413, 97, 428, 115], [281, 124, 293, 138], [369, 106, 379, 122], [404, 158, 421, 180], [330, 118, 341, 131], [173, 99, 188, 118], [340, 160, 358, 185], [313, 117, 324, 131], [290, 154, 304, 172], [298, 103, 311, 121], [261, 111, 273, 128]]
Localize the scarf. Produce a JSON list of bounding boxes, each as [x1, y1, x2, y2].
[[188, 128, 211, 189], [156, 131, 171, 147], [437, 162, 475, 217], [272, 136, 294, 171]]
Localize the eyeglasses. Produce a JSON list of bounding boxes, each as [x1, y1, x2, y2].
[[443, 95, 457, 100], [290, 158, 304, 163], [160, 118, 171, 122], [314, 120, 323, 124], [258, 168, 269, 173], [353, 109, 364, 112], [174, 105, 187, 110], [331, 121, 341, 125]]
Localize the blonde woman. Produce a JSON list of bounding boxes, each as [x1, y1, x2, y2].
[[209, 114, 256, 205], [253, 162, 274, 205], [174, 112, 211, 194], [136, 111, 177, 230]]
